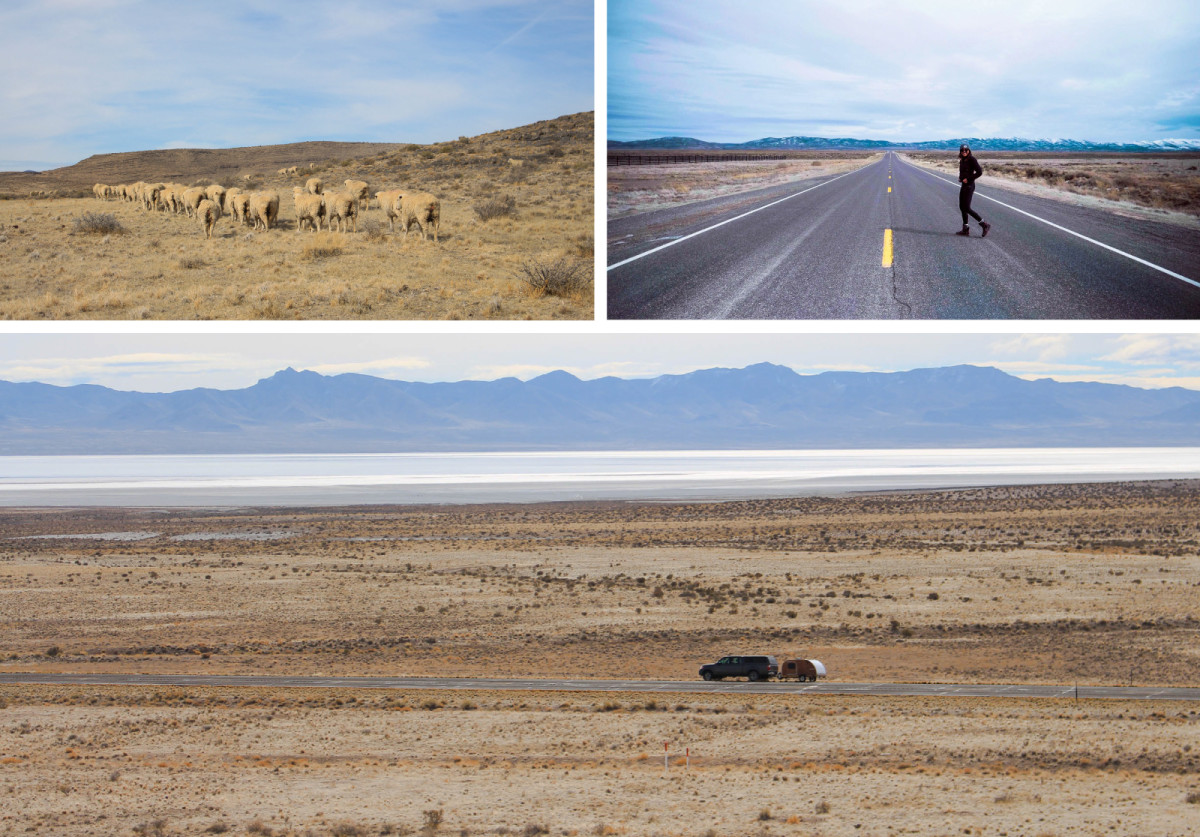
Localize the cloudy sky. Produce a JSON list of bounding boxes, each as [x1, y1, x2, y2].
[[0, 0, 593, 171], [2, 332, 1200, 393], [608, 0, 1200, 143]]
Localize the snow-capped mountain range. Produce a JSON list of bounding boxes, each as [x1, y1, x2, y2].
[[609, 135, 1200, 152]]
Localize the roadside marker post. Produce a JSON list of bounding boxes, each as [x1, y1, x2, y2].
[[664, 741, 669, 771]]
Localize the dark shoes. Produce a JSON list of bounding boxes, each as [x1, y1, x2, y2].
[[955, 227, 970, 236], [981, 221, 991, 237]]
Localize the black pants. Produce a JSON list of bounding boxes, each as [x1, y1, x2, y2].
[[959, 184, 982, 226]]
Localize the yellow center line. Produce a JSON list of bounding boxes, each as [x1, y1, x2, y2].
[[888, 186, 892, 193], [883, 229, 893, 267]]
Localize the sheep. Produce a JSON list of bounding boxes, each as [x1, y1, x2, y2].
[[286, 166, 299, 176], [142, 183, 166, 211], [226, 191, 251, 226], [344, 179, 369, 212], [292, 187, 326, 232], [248, 191, 280, 231], [375, 189, 403, 232], [157, 185, 178, 213], [196, 198, 221, 239], [181, 186, 208, 218], [305, 176, 323, 195], [324, 191, 358, 233], [93, 183, 109, 200], [394, 191, 441, 242], [206, 184, 227, 210]]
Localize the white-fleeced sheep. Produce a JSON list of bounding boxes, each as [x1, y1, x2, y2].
[[305, 177, 323, 195], [344, 179, 369, 212], [394, 192, 441, 242], [196, 199, 221, 239], [249, 191, 280, 231], [182, 187, 208, 218], [226, 191, 251, 226], [206, 184, 227, 210], [324, 191, 358, 233], [375, 189, 403, 232], [292, 187, 326, 233]]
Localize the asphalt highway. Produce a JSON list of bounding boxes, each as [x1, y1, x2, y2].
[[3, 672, 1198, 702], [607, 151, 1200, 319]]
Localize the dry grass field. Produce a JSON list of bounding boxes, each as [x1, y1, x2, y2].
[[0, 113, 593, 320], [904, 151, 1200, 229], [607, 153, 879, 218], [2, 480, 1199, 835]]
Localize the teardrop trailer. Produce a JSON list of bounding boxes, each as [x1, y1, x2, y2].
[[778, 658, 826, 682]]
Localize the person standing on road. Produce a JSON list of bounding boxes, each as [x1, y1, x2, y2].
[[956, 143, 991, 237]]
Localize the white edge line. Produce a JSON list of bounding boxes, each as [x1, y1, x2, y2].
[[606, 166, 865, 272], [908, 161, 1200, 290]]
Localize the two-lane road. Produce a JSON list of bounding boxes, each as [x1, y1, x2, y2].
[[3, 672, 1198, 702], [607, 151, 1200, 318]]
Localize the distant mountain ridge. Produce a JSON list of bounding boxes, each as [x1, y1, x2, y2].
[[2, 363, 1199, 455], [609, 135, 1200, 152]]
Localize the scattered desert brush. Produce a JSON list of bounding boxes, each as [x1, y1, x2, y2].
[[71, 212, 126, 235], [517, 256, 591, 298]]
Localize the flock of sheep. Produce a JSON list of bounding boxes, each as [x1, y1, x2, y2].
[[91, 177, 441, 242]]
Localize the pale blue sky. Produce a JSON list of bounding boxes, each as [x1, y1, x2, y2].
[[609, 0, 1200, 143], [2, 333, 1200, 393], [0, 0, 593, 171]]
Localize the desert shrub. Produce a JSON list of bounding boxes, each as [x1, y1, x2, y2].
[[573, 234, 594, 258], [177, 257, 206, 270], [1187, 791, 1200, 804], [247, 821, 274, 836], [423, 809, 443, 830], [758, 808, 772, 821], [473, 194, 517, 221], [302, 232, 346, 260], [205, 823, 229, 834], [522, 826, 549, 836], [331, 824, 368, 837], [815, 801, 830, 814], [361, 219, 386, 242], [132, 821, 168, 837], [45, 646, 61, 657], [517, 257, 589, 298], [72, 212, 126, 235]]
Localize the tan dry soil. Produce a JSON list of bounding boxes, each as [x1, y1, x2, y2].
[[2, 481, 1199, 835]]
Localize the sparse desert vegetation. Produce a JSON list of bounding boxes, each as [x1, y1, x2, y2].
[[606, 151, 879, 218], [0, 113, 593, 320], [2, 480, 1199, 835], [904, 151, 1200, 227], [2, 685, 1198, 836]]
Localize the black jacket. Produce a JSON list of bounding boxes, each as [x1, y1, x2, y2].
[[959, 153, 982, 185]]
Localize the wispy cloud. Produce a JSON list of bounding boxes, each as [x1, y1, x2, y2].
[[609, 0, 1200, 142], [0, 0, 592, 168]]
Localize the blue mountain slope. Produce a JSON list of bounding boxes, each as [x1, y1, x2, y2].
[[1, 364, 1198, 454]]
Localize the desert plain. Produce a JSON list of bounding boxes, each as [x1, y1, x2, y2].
[[2, 480, 1199, 835], [0, 112, 593, 321]]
